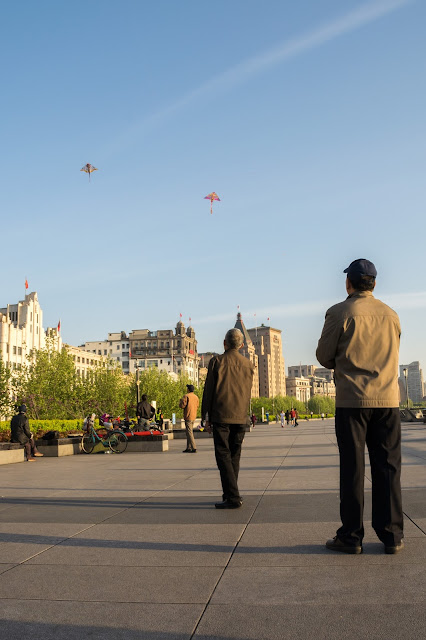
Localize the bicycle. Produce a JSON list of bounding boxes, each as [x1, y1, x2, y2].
[[81, 423, 128, 454]]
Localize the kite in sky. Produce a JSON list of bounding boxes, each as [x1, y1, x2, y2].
[[204, 192, 220, 214], [80, 163, 98, 181]]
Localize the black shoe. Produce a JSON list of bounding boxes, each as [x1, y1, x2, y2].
[[326, 536, 362, 554], [223, 495, 243, 504], [190, 449, 197, 453], [384, 540, 404, 554], [215, 500, 242, 509], [182, 449, 192, 453]]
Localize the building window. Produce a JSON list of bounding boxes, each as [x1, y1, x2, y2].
[[13, 346, 16, 355], [18, 347, 22, 355], [117, 345, 120, 350]]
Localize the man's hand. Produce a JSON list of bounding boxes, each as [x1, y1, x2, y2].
[[205, 420, 212, 434]]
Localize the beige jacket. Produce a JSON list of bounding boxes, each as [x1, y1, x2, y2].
[[316, 291, 401, 408], [179, 392, 199, 421]]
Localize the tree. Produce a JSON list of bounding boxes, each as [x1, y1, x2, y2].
[[307, 395, 335, 415], [0, 358, 13, 418]]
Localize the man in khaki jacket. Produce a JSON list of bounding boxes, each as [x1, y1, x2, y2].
[[179, 384, 199, 453], [202, 328, 254, 509], [317, 259, 403, 554]]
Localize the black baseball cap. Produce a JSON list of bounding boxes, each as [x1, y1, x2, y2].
[[343, 259, 377, 280]]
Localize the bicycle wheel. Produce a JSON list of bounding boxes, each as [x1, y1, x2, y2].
[[81, 433, 95, 454], [108, 430, 128, 454]]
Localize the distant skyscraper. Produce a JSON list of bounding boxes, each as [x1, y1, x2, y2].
[[399, 362, 424, 404], [248, 324, 286, 398]]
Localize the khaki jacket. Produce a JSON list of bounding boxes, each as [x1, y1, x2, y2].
[[316, 291, 401, 408], [179, 392, 199, 421], [201, 348, 254, 424]]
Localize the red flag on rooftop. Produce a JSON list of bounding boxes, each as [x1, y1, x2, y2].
[[57, 320, 61, 333], [25, 279, 28, 290], [179, 313, 182, 318]]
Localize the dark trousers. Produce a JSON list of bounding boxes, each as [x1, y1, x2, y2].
[[22, 438, 38, 459], [335, 407, 403, 546], [212, 423, 246, 503]]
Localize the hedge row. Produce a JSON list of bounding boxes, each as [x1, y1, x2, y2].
[[0, 419, 92, 439]]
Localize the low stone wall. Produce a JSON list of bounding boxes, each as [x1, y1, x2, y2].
[[0, 443, 25, 465], [170, 429, 212, 440], [35, 437, 82, 457]]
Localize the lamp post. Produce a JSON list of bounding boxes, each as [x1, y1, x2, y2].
[[403, 367, 409, 408]]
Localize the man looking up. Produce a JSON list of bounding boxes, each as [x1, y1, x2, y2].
[[202, 328, 254, 509], [316, 259, 403, 554]]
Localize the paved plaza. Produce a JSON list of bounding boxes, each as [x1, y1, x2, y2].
[[0, 419, 425, 639]]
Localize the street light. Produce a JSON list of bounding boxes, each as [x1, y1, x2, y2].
[[403, 367, 409, 408]]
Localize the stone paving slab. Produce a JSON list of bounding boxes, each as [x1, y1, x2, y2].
[[0, 601, 203, 640], [0, 564, 223, 603], [26, 523, 245, 567], [210, 564, 426, 605], [194, 603, 426, 640]]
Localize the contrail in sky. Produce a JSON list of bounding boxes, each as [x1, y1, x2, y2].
[[194, 290, 426, 326], [106, 0, 412, 152]]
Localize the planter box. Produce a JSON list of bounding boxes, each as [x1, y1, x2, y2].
[[170, 429, 212, 440], [0, 443, 25, 465], [35, 437, 82, 457]]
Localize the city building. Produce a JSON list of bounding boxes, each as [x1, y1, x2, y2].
[[399, 362, 424, 404], [234, 313, 259, 398], [66, 344, 105, 378], [285, 377, 311, 403], [288, 364, 317, 378], [81, 331, 134, 374], [310, 376, 336, 399], [129, 321, 199, 383], [198, 352, 219, 382], [0, 292, 60, 371], [313, 367, 334, 381], [248, 324, 286, 397]]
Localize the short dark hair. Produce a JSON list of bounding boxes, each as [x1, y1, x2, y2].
[[224, 328, 244, 349], [141, 394, 147, 401], [348, 274, 376, 291]]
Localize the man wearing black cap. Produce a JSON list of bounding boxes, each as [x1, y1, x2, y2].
[[179, 384, 199, 453], [317, 259, 403, 554], [10, 405, 43, 461]]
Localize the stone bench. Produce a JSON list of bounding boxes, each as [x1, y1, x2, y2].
[[168, 429, 212, 440], [0, 442, 25, 465], [125, 434, 169, 452], [34, 437, 82, 457]]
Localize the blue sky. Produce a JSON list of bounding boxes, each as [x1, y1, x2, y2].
[[1, 0, 425, 372]]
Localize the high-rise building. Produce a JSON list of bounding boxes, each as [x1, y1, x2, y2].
[[248, 325, 286, 398], [234, 313, 259, 398], [285, 377, 311, 403], [129, 321, 199, 383], [399, 362, 424, 404]]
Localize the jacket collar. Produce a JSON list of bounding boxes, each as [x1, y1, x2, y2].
[[347, 291, 374, 300]]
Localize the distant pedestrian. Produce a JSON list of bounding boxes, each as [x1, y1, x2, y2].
[[179, 384, 199, 453], [290, 408, 296, 426], [321, 412, 325, 421], [10, 405, 43, 462], [265, 411, 269, 424], [294, 409, 299, 427], [285, 410, 290, 425], [202, 328, 254, 509], [311, 411, 314, 420], [280, 411, 285, 427], [137, 394, 155, 427], [317, 258, 403, 554], [251, 413, 256, 428]]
